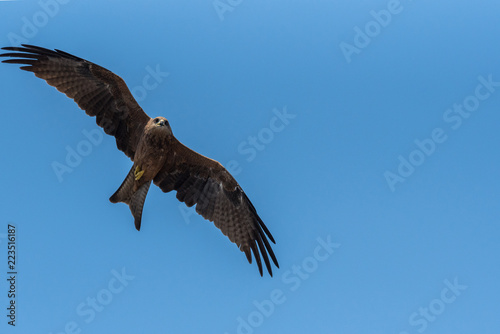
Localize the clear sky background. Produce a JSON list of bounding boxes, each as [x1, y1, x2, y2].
[[0, 0, 499, 333]]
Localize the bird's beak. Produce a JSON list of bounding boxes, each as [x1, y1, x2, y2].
[[157, 120, 165, 126]]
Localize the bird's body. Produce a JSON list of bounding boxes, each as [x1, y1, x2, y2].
[[134, 118, 171, 186], [109, 117, 173, 230], [1, 44, 278, 276]]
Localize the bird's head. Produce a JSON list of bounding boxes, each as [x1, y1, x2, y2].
[[149, 117, 172, 135]]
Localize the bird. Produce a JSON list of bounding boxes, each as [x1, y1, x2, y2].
[[1, 44, 278, 276]]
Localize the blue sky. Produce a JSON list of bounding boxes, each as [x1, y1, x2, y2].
[[0, 0, 499, 333]]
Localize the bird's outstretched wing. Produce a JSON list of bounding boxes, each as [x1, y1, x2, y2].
[[154, 139, 279, 276], [0, 44, 150, 159]]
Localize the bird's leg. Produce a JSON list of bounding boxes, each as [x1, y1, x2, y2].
[[134, 165, 145, 181]]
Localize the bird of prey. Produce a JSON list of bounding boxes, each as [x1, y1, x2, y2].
[[1, 44, 278, 276]]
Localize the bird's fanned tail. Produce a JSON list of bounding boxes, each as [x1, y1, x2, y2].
[[130, 181, 151, 231], [109, 165, 136, 204], [109, 165, 151, 231]]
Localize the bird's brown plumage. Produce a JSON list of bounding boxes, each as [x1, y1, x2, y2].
[[1, 44, 278, 276]]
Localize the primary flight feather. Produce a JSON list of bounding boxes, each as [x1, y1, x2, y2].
[[1, 44, 278, 276]]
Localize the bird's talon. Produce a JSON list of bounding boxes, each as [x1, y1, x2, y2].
[[134, 166, 144, 180]]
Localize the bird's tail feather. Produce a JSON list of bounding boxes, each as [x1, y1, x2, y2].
[[130, 181, 151, 231], [109, 165, 136, 205], [109, 165, 151, 231]]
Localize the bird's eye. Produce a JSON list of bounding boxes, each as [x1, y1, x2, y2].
[[154, 118, 159, 123]]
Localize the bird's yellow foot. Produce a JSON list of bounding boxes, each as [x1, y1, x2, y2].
[[134, 166, 145, 181]]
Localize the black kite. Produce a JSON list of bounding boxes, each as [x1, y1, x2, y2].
[[1, 45, 278, 276]]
